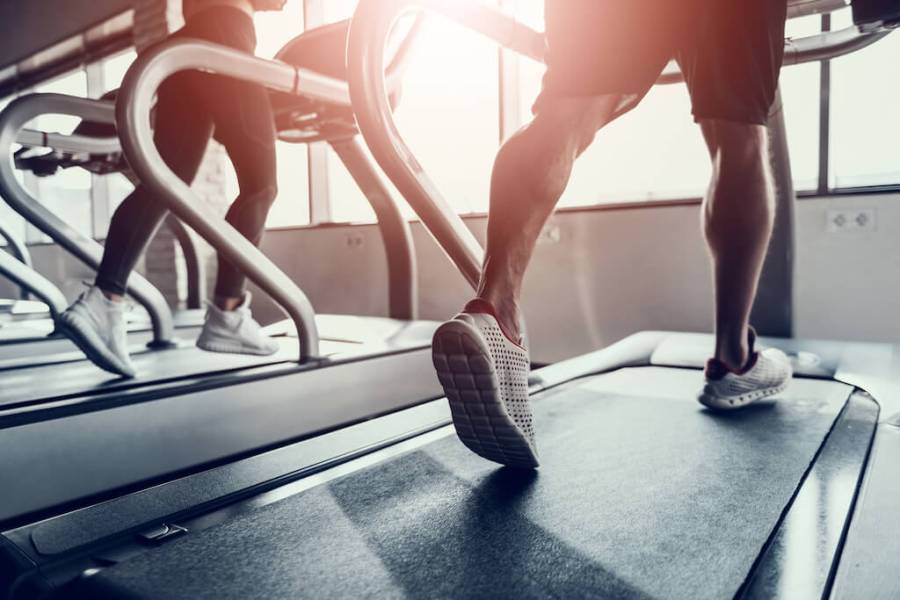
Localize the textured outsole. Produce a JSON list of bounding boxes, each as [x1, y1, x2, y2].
[[432, 319, 539, 469], [58, 312, 135, 378], [195, 337, 279, 356], [698, 381, 788, 411]]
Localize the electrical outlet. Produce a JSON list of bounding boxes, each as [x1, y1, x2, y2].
[[826, 208, 876, 233]]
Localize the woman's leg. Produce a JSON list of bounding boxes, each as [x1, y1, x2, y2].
[[208, 79, 278, 306], [95, 73, 214, 299]]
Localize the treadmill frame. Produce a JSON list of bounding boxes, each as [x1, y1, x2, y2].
[[0, 95, 176, 347]]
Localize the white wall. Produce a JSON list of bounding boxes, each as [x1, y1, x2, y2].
[[6, 192, 900, 364]]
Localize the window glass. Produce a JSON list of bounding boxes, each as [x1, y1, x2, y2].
[[254, 0, 304, 58], [253, 0, 311, 227], [101, 49, 137, 93], [0, 94, 27, 245], [828, 28, 900, 188], [518, 5, 826, 203], [28, 70, 93, 241], [780, 63, 820, 192], [323, 4, 501, 220], [561, 85, 710, 206], [516, 3, 709, 205]]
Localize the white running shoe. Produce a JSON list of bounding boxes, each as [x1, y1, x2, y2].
[[196, 292, 279, 356], [59, 285, 136, 378], [698, 329, 792, 410], [432, 299, 538, 469]]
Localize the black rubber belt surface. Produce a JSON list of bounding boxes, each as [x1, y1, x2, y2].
[[73, 368, 850, 600]]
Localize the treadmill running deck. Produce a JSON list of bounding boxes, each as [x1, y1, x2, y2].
[[73, 367, 853, 600]]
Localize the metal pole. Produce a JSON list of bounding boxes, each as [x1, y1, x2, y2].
[[753, 90, 796, 338], [330, 136, 418, 319], [163, 216, 207, 310]]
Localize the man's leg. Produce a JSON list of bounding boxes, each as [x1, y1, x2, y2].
[[432, 95, 622, 469], [699, 119, 774, 370], [477, 95, 623, 342], [696, 118, 792, 409]]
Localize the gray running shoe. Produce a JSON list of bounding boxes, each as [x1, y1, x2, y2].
[[59, 285, 136, 378], [196, 292, 279, 356]]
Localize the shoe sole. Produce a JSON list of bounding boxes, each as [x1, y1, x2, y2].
[[698, 380, 789, 411], [432, 319, 539, 469], [196, 338, 279, 356], [58, 312, 135, 378]]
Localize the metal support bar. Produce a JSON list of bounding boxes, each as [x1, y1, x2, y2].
[[163, 216, 207, 309], [330, 136, 418, 320], [0, 221, 33, 299], [0, 239, 69, 322], [753, 90, 796, 338], [116, 39, 326, 361], [0, 93, 175, 346], [15, 128, 121, 154]]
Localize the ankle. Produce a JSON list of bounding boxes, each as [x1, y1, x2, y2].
[[99, 288, 124, 303], [468, 296, 522, 344], [214, 295, 243, 312]]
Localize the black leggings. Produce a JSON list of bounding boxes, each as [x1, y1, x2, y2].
[[96, 7, 277, 299]]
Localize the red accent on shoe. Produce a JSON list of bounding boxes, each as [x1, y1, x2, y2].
[[462, 298, 524, 349], [705, 327, 760, 380]]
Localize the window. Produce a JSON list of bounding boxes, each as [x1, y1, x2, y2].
[[325, 7, 501, 221], [252, 0, 311, 228], [27, 70, 93, 242], [516, 2, 710, 206], [780, 15, 823, 192], [101, 49, 137, 94], [0, 94, 28, 246], [828, 20, 900, 188]]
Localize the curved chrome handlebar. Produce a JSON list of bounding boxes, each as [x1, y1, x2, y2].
[[0, 93, 175, 345], [116, 40, 324, 362]]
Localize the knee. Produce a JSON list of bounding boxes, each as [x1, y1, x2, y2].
[[495, 100, 610, 178], [249, 183, 278, 208], [701, 120, 769, 176], [530, 96, 619, 157]]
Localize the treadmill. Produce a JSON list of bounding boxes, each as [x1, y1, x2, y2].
[[0, 16, 441, 529], [3, 1, 899, 598], [0, 221, 59, 340], [0, 95, 213, 368]]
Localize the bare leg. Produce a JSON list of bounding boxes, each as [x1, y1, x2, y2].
[[477, 95, 622, 341], [699, 119, 775, 370]]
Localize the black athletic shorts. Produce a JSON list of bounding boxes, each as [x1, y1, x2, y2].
[[536, 0, 788, 125]]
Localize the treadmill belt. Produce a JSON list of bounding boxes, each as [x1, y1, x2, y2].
[[76, 368, 851, 600]]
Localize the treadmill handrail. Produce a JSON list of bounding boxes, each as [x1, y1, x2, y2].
[[347, 0, 895, 286], [16, 111, 210, 310], [16, 127, 121, 155], [0, 93, 175, 345], [116, 39, 326, 361]]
